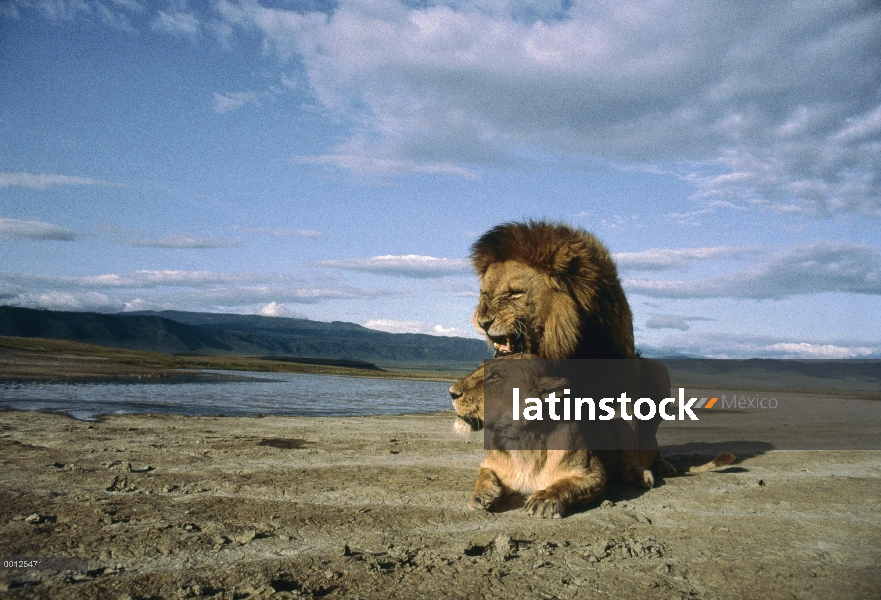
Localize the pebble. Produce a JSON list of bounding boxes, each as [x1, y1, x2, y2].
[[236, 530, 257, 545], [493, 535, 515, 562], [24, 513, 55, 524]]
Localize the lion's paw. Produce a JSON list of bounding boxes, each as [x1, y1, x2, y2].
[[654, 457, 678, 478], [638, 469, 655, 489], [524, 490, 565, 519], [469, 491, 500, 511]]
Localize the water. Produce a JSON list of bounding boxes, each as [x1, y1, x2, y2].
[[0, 371, 454, 421]]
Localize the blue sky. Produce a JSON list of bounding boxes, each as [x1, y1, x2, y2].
[[1, 0, 879, 358]]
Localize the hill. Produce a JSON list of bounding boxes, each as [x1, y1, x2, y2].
[[0, 306, 491, 370]]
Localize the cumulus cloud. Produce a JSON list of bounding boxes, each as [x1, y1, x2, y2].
[[315, 255, 471, 278], [15, 3, 878, 213], [258, 301, 306, 317], [121, 298, 171, 312], [0, 172, 117, 189], [364, 319, 465, 336], [626, 242, 881, 299], [214, 0, 880, 215], [764, 342, 876, 359], [0, 218, 76, 241], [615, 246, 761, 271], [127, 233, 237, 249]]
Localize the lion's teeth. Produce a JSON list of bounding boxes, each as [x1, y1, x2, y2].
[[493, 343, 501, 350]]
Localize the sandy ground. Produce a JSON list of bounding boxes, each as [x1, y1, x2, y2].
[[1, 409, 880, 599]]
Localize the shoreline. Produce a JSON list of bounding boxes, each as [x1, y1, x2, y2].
[[0, 336, 466, 383]]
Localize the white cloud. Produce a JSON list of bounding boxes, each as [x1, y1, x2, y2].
[[0, 218, 76, 241], [364, 319, 464, 336], [15, 3, 878, 213], [258, 301, 303, 317], [299, 152, 478, 178], [121, 297, 172, 312], [0, 282, 22, 299], [0, 172, 117, 189], [234, 226, 325, 238], [315, 254, 471, 278], [153, 10, 200, 36], [10, 3, 880, 213], [218, 0, 880, 215], [645, 315, 688, 331], [614, 246, 761, 271], [8, 0, 142, 30], [663, 200, 748, 226], [212, 91, 260, 114], [364, 319, 425, 334], [17, 291, 123, 313], [432, 277, 481, 297], [76, 270, 271, 288], [626, 242, 881, 299], [127, 233, 237, 249], [644, 314, 715, 331], [641, 333, 879, 359], [764, 342, 875, 359], [0, 269, 401, 312]]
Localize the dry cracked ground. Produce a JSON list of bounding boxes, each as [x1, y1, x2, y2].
[[0, 410, 879, 599]]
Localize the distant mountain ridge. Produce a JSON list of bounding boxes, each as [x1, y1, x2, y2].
[[0, 306, 491, 369]]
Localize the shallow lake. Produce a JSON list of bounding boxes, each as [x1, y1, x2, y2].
[[0, 371, 454, 421]]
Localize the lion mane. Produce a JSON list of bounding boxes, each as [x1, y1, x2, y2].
[[471, 220, 635, 360]]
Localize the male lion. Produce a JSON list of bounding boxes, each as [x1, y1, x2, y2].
[[471, 221, 635, 360], [470, 221, 666, 485]]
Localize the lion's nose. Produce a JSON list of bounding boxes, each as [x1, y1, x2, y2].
[[476, 316, 494, 332], [449, 386, 462, 400]]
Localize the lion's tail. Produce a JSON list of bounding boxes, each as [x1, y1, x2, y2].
[[682, 452, 736, 474]]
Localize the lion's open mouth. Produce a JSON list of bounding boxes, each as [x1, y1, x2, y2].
[[456, 415, 484, 431], [491, 335, 525, 357]]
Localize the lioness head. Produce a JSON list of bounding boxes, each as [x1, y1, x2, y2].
[[450, 354, 544, 434], [471, 221, 635, 360], [450, 362, 485, 434]]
